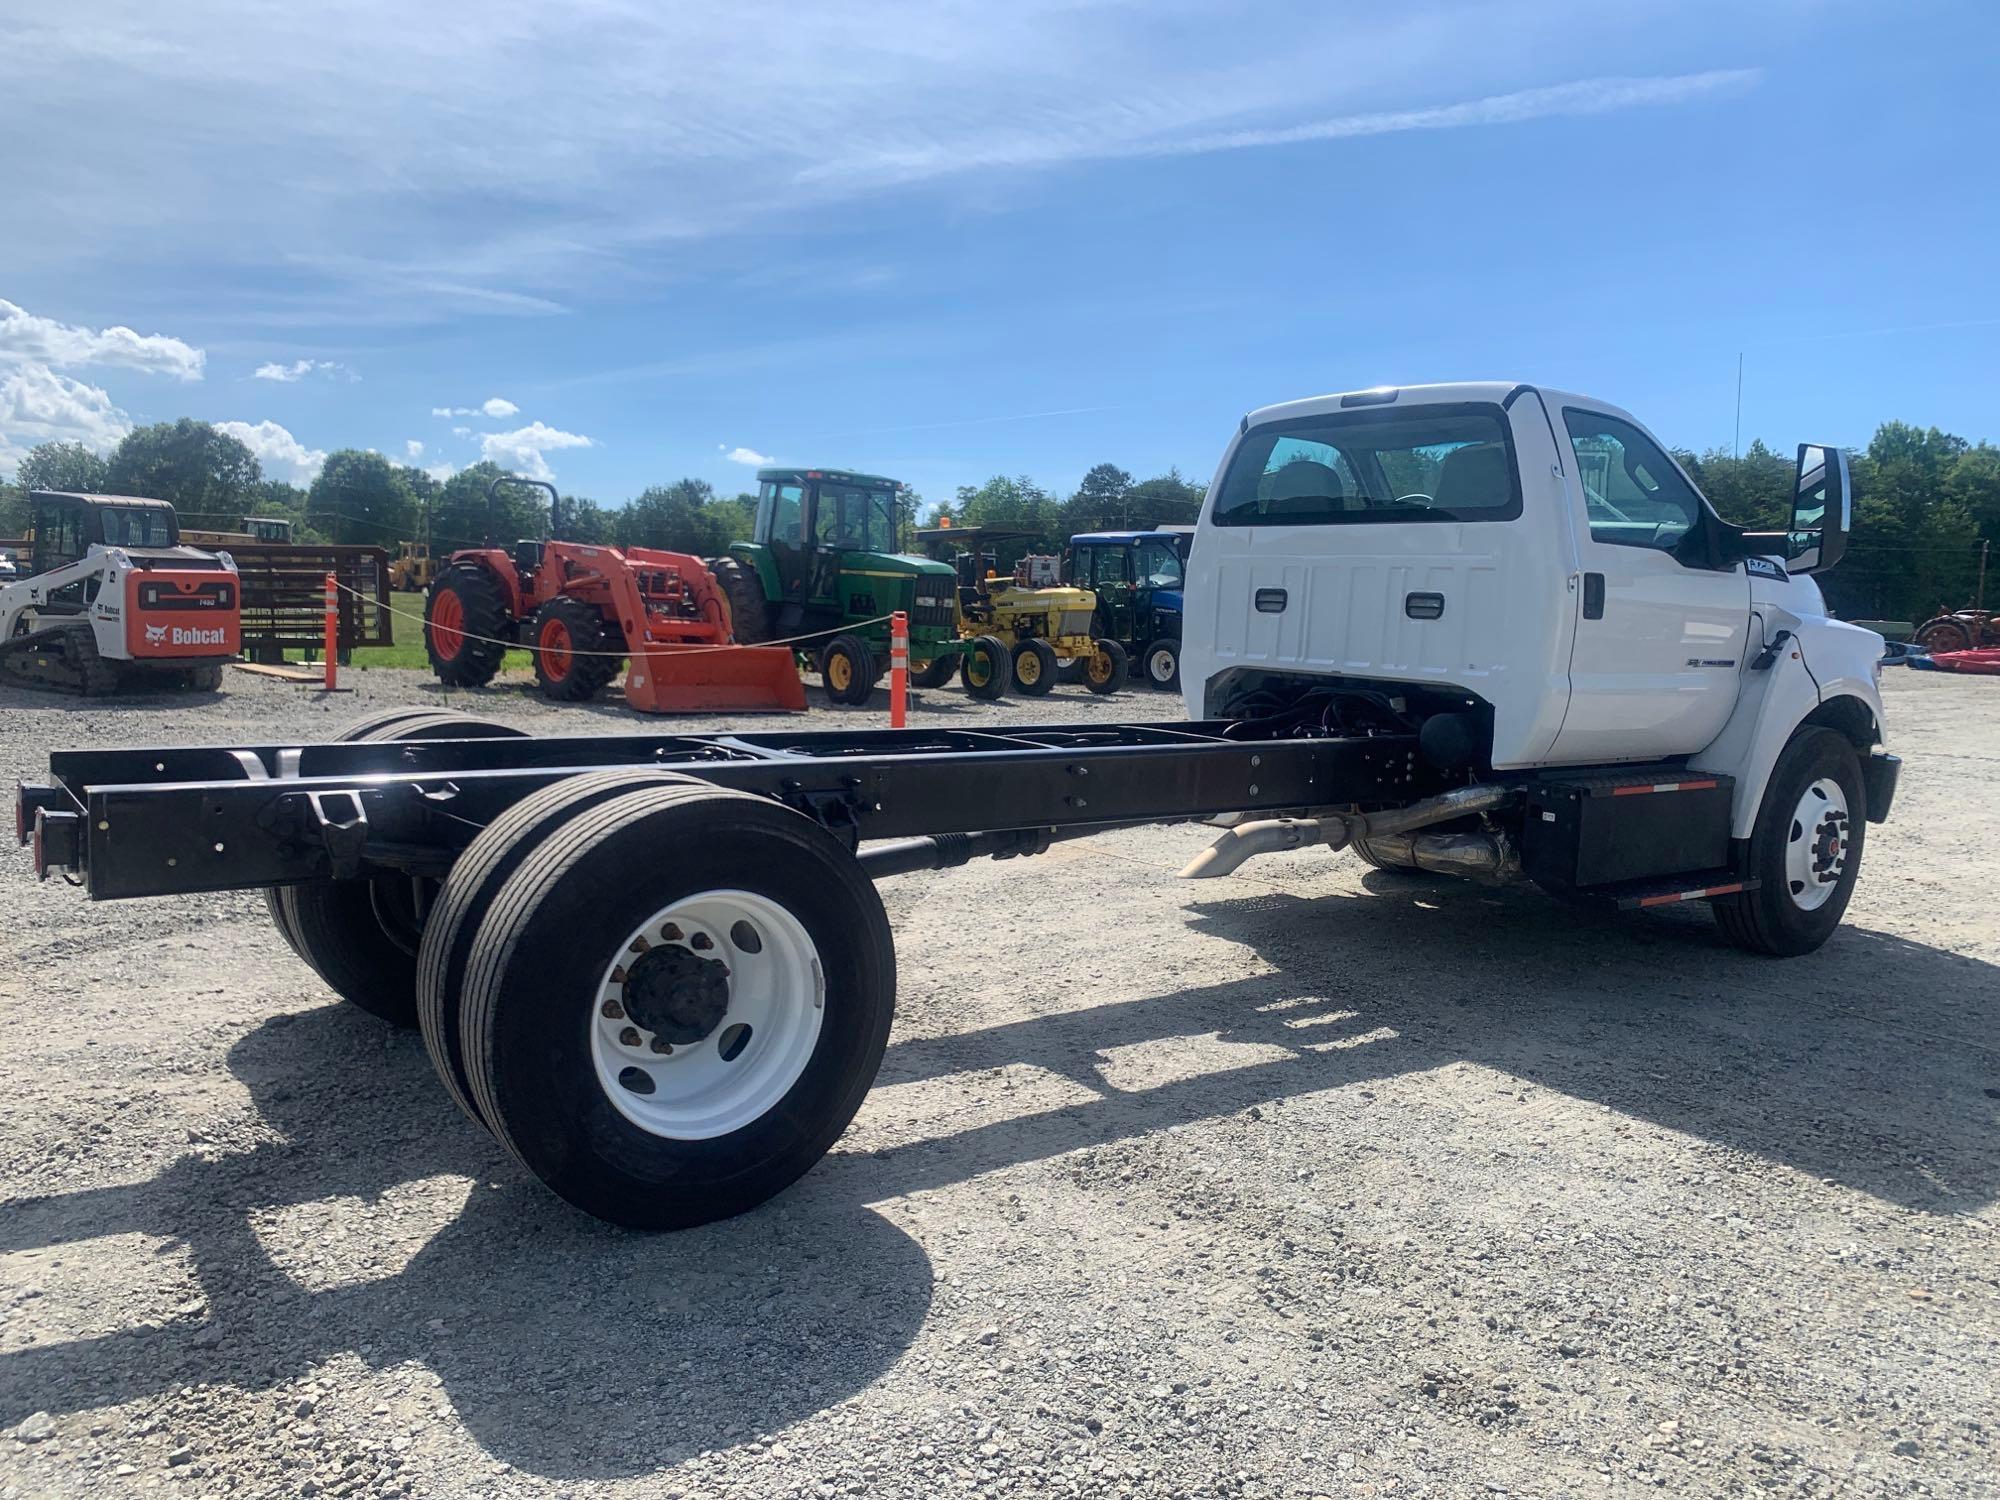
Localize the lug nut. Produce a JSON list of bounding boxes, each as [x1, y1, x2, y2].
[[619, 1026, 642, 1047], [650, 1037, 674, 1055], [601, 1000, 625, 1020]]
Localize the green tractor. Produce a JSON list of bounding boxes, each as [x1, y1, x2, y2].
[[709, 468, 1012, 705]]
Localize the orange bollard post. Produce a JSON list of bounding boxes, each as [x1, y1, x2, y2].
[[889, 611, 908, 727], [323, 573, 338, 691]]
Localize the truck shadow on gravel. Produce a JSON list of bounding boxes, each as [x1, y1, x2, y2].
[[1, 879, 1993, 1477]]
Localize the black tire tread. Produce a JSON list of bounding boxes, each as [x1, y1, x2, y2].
[[528, 596, 622, 702], [425, 564, 511, 688], [416, 768, 694, 1130]]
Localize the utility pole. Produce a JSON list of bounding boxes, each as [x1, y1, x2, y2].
[[1733, 353, 1743, 460]]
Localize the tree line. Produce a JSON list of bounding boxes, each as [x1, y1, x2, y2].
[[3, 417, 1994, 627]]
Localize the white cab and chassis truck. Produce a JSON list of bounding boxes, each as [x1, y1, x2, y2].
[[16, 383, 1897, 1229]]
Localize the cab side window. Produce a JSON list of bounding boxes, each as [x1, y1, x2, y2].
[[1563, 410, 1704, 554]]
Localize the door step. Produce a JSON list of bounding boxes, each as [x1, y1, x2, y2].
[[1579, 871, 1760, 910]]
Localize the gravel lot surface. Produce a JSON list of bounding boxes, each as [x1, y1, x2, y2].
[[1, 666, 1995, 1500]]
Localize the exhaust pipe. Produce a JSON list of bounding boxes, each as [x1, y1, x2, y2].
[[1179, 783, 1515, 880], [1354, 830, 1518, 882]]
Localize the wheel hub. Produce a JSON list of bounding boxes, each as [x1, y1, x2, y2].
[[622, 942, 731, 1043], [1784, 776, 1851, 912]]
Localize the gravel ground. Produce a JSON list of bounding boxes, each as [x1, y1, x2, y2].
[[1, 665, 1996, 1500]]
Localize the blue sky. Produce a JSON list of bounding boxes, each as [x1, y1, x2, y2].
[[1, 0, 1994, 514]]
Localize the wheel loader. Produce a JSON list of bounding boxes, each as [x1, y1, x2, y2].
[[0, 491, 241, 694]]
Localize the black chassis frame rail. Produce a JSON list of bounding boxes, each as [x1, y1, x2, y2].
[[29, 720, 1431, 901]]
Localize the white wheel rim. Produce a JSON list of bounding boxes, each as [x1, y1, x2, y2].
[[1149, 648, 1175, 683], [1783, 776, 1851, 913], [590, 889, 824, 1139]]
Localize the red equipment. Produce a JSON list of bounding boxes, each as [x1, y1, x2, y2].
[[421, 476, 804, 713], [1927, 649, 2000, 676]]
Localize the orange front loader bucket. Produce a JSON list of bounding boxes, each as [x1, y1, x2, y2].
[[622, 643, 806, 714]]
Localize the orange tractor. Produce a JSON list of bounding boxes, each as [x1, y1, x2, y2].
[[421, 475, 804, 713]]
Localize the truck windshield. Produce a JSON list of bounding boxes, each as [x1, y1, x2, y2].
[[813, 484, 898, 551], [1212, 404, 1519, 526]]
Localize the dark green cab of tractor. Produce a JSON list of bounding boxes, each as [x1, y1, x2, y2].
[[709, 468, 961, 701]]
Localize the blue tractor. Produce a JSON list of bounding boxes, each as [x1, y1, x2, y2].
[[1064, 527, 1192, 690]]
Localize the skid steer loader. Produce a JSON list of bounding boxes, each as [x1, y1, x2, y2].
[[0, 491, 241, 694]]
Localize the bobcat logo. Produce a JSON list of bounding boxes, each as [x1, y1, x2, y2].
[[145, 623, 167, 645]]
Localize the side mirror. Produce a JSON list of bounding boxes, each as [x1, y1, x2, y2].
[[1786, 444, 1850, 574]]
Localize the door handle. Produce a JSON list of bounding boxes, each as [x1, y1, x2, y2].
[[1581, 573, 1605, 620]]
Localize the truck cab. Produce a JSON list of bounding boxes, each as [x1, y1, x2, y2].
[[1182, 383, 1894, 952]]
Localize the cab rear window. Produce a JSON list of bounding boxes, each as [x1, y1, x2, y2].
[[1211, 403, 1521, 526]]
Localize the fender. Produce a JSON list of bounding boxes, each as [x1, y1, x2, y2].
[[1691, 614, 1885, 836]]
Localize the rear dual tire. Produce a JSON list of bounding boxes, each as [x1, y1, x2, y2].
[[455, 783, 896, 1229], [266, 710, 526, 1027]]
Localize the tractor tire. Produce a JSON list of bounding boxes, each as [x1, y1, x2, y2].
[[910, 655, 957, 689], [417, 769, 695, 1132], [273, 711, 528, 1027], [819, 633, 877, 706], [1142, 637, 1181, 691], [1712, 727, 1866, 957], [424, 564, 511, 688], [1083, 638, 1130, 695], [458, 782, 896, 1229], [959, 635, 1011, 700], [1012, 638, 1058, 696], [1914, 616, 1974, 655], [710, 556, 773, 643], [528, 597, 622, 703]]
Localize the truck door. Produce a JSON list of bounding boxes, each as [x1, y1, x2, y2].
[[1547, 404, 1750, 763]]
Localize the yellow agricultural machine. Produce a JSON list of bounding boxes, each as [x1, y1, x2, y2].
[[388, 542, 435, 593], [915, 525, 1128, 695]]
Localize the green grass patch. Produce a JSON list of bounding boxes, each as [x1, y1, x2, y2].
[[286, 643, 536, 672]]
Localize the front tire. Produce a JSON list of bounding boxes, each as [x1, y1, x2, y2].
[[425, 564, 511, 688], [1011, 638, 1057, 696], [959, 634, 1011, 700], [459, 784, 896, 1229], [1713, 727, 1867, 956], [1083, 638, 1129, 695], [1142, 637, 1180, 691], [528, 597, 622, 703], [818, 633, 877, 705]]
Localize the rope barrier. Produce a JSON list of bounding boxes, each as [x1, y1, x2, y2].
[[327, 577, 903, 660]]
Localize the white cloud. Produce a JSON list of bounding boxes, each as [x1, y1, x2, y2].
[[0, 298, 204, 380], [404, 438, 424, 459], [213, 418, 328, 483], [424, 461, 457, 482], [254, 357, 356, 382], [432, 396, 518, 419], [0, 365, 132, 477], [480, 421, 592, 481], [451, 425, 472, 438], [720, 444, 772, 466]]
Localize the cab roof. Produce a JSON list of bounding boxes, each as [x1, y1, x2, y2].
[[29, 491, 177, 510], [1241, 381, 1636, 431], [756, 468, 903, 491]]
